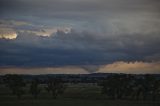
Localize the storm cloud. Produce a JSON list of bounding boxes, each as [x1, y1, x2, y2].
[[0, 0, 160, 74], [0, 29, 160, 67]]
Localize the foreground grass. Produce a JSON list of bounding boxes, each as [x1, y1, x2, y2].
[[0, 83, 160, 106], [1, 98, 160, 106]]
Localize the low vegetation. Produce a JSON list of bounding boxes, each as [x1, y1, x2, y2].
[[0, 74, 160, 106]]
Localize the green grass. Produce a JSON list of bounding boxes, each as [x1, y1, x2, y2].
[[0, 83, 160, 106]]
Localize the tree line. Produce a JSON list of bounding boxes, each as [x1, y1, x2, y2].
[[3, 74, 66, 99], [1, 74, 160, 101], [98, 74, 160, 101]]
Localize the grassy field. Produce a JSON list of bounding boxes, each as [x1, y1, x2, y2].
[[0, 83, 160, 106]]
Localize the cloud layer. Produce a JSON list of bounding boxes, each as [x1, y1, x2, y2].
[[0, 29, 160, 67], [0, 0, 160, 74]]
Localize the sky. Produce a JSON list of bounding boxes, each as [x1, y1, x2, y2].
[[0, 0, 160, 74]]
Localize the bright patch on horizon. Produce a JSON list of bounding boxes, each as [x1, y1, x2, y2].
[[0, 33, 17, 39], [98, 61, 160, 74], [18, 26, 72, 37], [0, 28, 17, 39]]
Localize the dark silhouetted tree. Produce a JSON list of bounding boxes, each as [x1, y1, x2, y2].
[[99, 74, 160, 101], [45, 78, 66, 99], [3, 74, 26, 99], [30, 78, 41, 99]]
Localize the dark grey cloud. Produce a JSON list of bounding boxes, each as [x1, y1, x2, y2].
[[1, 0, 160, 34], [0, 29, 160, 68], [1, 0, 160, 20], [0, 0, 160, 73]]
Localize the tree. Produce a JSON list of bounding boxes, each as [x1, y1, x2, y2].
[[30, 78, 41, 99], [99, 74, 160, 101], [3, 74, 26, 99], [45, 78, 66, 99]]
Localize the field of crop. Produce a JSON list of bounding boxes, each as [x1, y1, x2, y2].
[[0, 83, 159, 106]]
